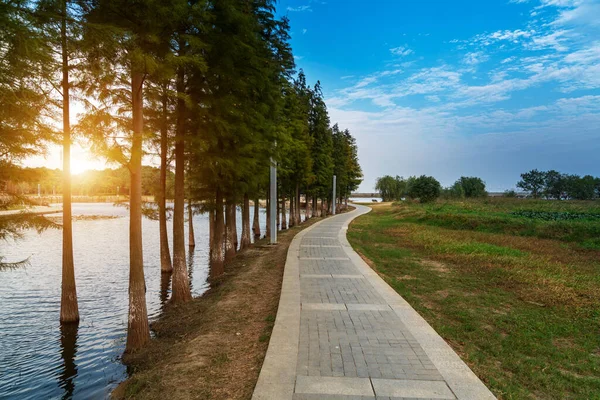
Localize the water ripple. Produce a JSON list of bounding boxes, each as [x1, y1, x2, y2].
[[0, 203, 270, 399]]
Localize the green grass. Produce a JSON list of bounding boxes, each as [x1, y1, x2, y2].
[[393, 198, 600, 249], [348, 200, 600, 400]]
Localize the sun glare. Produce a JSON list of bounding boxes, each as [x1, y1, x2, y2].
[[69, 158, 95, 175], [68, 147, 107, 175]]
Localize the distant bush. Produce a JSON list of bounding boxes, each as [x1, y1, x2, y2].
[[456, 176, 487, 198], [503, 189, 517, 198], [441, 182, 465, 199], [407, 175, 441, 203], [375, 175, 407, 201]]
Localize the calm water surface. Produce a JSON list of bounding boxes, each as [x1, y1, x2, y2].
[[0, 203, 268, 400]]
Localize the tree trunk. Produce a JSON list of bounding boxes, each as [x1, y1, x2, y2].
[[225, 199, 236, 261], [60, 1, 79, 323], [252, 197, 260, 239], [306, 195, 311, 219], [209, 208, 214, 258], [159, 89, 172, 273], [276, 195, 280, 229], [295, 183, 301, 223], [312, 196, 318, 217], [171, 68, 192, 304], [281, 197, 287, 230], [240, 194, 251, 249], [232, 202, 238, 252], [187, 246, 194, 286], [126, 71, 150, 353], [159, 272, 171, 307], [265, 189, 270, 238], [321, 198, 326, 217], [210, 189, 225, 278], [289, 194, 295, 227], [188, 202, 195, 248]]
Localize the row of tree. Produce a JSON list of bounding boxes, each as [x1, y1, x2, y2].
[[516, 170, 600, 200], [1, 0, 362, 353], [375, 169, 600, 203], [1, 165, 174, 197], [375, 175, 485, 203]]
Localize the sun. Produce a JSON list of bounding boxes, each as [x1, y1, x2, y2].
[[68, 146, 107, 175]]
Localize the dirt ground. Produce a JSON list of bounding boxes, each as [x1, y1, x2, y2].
[[112, 216, 329, 400]]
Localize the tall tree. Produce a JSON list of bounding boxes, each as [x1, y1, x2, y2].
[[168, 0, 207, 303], [31, 0, 83, 322], [146, 79, 174, 273], [517, 169, 545, 199], [158, 87, 173, 272], [58, 0, 78, 323], [78, 0, 175, 351], [308, 81, 334, 214]]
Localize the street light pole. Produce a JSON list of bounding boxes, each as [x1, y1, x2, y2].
[[269, 156, 277, 244]]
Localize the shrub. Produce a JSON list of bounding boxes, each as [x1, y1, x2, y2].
[[457, 176, 487, 198], [441, 182, 465, 199], [407, 175, 441, 203]]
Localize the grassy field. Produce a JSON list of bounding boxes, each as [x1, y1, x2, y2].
[[347, 199, 600, 399]]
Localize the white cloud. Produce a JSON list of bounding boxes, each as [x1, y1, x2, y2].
[[355, 76, 378, 88], [390, 46, 413, 57], [555, 95, 600, 112], [554, 1, 600, 26], [489, 29, 534, 42], [463, 51, 490, 65], [530, 29, 570, 51], [564, 42, 600, 63], [287, 5, 312, 12]]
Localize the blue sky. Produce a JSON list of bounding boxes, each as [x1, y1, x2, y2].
[[277, 0, 600, 192]]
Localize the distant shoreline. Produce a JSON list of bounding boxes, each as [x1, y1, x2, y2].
[[0, 205, 63, 217]]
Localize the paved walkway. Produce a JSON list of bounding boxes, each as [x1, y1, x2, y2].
[[253, 205, 496, 400]]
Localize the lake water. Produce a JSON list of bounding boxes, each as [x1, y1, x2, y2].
[[0, 203, 271, 400], [349, 197, 382, 203]]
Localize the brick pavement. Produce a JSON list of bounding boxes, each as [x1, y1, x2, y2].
[[253, 205, 496, 400]]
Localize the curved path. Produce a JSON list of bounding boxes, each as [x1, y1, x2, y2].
[[253, 204, 496, 400]]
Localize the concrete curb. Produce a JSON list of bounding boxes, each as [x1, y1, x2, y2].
[[338, 204, 496, 400]]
